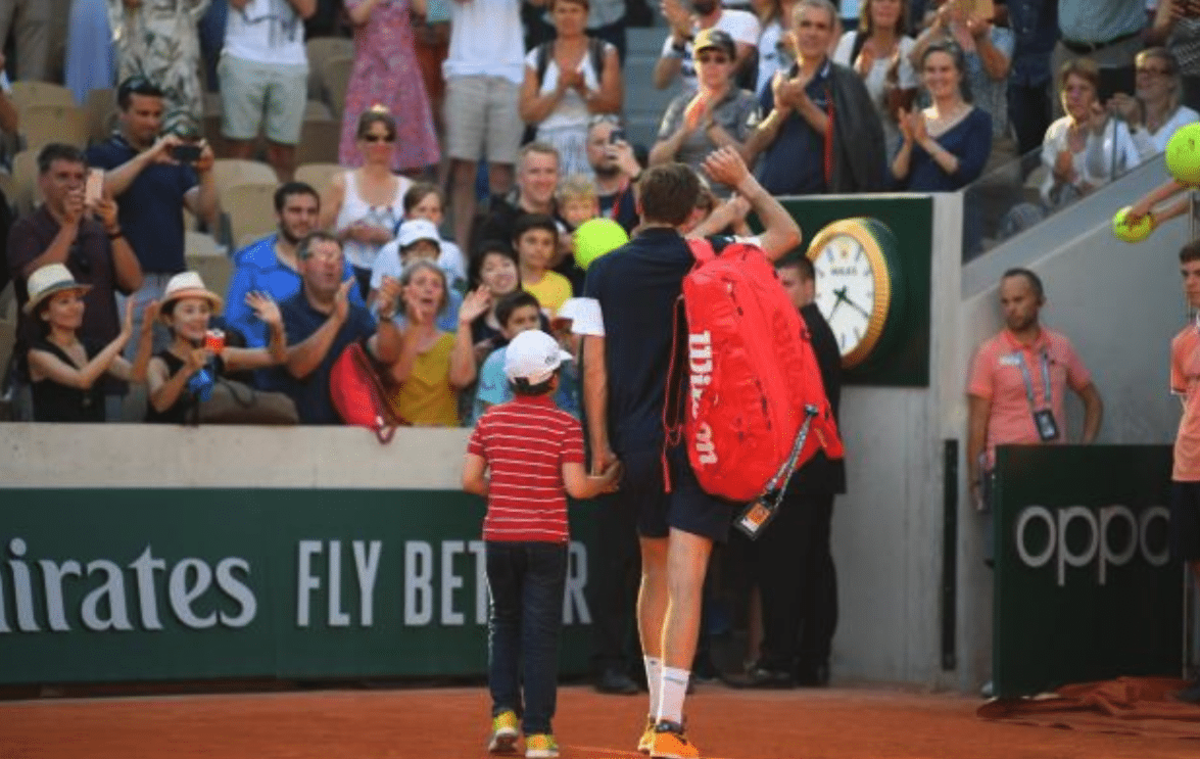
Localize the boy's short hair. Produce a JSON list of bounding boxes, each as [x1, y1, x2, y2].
[[513, 213, 559, 246], [495, 290, 541, 329], [556, 174, 598, 205], [512, 370, 559, 397], [1181, 241, 1200, 264], [403, 181, 443, 215]]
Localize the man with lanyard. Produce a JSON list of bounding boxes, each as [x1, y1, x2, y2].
[[585, 116, 641, 234], [741, 0, 885, 195], [966, 268, 1103, 563]]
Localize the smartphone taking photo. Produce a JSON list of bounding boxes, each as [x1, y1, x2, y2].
[[170, 143, 202, 163], [85, 168, 104, 205]]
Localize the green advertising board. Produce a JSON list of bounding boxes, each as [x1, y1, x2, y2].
[[992, 445, 1182, 698], [0, 490, 599, 685]]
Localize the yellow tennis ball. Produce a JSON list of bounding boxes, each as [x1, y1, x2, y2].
[[1166, 122, 1200, 186], [1112, 206, 1154, 243], [574, 218, 629, 271]]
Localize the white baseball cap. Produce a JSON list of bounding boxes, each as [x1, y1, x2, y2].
[[504, 330, 573, 385], [397, 219, 441, 250]]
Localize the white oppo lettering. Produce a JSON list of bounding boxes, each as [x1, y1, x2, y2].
[[1014, 504, 1170, 586], [688, 331, 717, 465]]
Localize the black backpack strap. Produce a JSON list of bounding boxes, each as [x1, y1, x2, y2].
[[661, 294, 688, 492], [535, 41, 552, 88], [588, 36, 606, 82]]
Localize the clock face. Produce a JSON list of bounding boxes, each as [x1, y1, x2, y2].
[[812, 233, 877, 360], [806, 219, 899, 369]]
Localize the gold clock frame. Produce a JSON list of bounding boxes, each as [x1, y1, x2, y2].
[[806, 218, 896, 369]]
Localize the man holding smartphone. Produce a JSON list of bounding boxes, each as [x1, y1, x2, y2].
[[585, 117, 641, 234], [85, 75, 219, 355]]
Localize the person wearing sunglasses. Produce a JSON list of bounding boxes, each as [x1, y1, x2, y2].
[[649, 28, 761, 197], [319, 108, 412, 301], [337, 0, 439, 175]]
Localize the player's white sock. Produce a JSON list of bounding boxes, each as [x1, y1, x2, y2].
[[656, 665, 690, 725], [644, 656, 663, 717]]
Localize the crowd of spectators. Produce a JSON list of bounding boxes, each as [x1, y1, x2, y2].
[[0, 0, 1192, 427]]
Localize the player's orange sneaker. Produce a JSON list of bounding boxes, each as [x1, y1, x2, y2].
[[636, 714, 655, 754], [649, 720, 700, 759]]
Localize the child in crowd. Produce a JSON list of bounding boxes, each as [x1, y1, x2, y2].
[[405, 181, 467, 288], [372, 218, 464, 331], [472, 291, 578, 423], [24, 264, 154, 422], [556, 175, 600, 229], [515, 214, 572, 317], [462, 329, 621, 759], [146, 272, 288, 424]]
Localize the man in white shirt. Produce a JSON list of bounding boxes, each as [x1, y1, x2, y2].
[[654, 0, 761, 91], [445, 0, 527, 253], [220, 0, 315, 181]]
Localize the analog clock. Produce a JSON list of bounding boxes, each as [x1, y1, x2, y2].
[[806, 218, 904, 369]]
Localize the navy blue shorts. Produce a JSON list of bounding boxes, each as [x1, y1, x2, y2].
[[617, 444, 734, 543], [1170, 481, 1200, 562]]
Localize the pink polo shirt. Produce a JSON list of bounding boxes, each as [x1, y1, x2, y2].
[[967, 327, 1092, 470], [1170, 324, 1200, 481]]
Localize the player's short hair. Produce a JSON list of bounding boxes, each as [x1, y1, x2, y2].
[[638, 163, 700, 226], [1180, 240, 1200, 264]]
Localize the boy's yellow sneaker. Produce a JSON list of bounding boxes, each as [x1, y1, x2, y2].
[[649, 720, 700, 759], [487, 710, 519, 754], [524, 733, 559, 758], [637, 714, 656, 754]]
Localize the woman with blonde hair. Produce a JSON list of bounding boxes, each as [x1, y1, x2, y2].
[[386, 260, 490, 426], [1108, 47, 1200, 160]]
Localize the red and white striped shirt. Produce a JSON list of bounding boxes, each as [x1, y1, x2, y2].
[[468, 394, 585, 543]]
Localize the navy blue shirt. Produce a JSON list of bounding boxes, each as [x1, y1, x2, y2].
[[584, 228, 714, 455], [85, 135, 197, 274], [265, 292, 376, 425], [755, 62, 830, 195]]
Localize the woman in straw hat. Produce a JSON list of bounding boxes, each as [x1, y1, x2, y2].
[[25, 263, 154, 422], [146, 271, 287, 424]]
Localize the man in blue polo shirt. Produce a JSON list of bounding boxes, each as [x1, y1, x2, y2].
[[85, 75, 219, 354], [223, 181, 362, 349], [582, 147, 799, 758], [266, 231, 401, 425], [742, 0, 885, 194]]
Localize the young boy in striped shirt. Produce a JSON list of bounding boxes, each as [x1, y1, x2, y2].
[[463, 329, 621, 758]]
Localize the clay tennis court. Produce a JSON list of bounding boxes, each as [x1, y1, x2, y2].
[[3, 678, 1199, 759]]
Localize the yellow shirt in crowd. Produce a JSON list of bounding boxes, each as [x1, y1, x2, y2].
[[523, 271, 573, 317], [388, 332, 460, 426]]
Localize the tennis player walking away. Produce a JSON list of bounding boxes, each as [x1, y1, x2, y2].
[[582, 147, 800, 758], [463, 329, 621, 758]]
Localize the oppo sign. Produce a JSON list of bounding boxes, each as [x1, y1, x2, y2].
[[1013, 504, 1171, 587]]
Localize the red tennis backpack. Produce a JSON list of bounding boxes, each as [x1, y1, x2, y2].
[[664, 238, 844, 516]]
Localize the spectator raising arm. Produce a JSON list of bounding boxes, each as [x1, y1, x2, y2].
[[92, 193, 144, 295]]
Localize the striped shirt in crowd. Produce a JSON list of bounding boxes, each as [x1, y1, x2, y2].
[[468, 394, 586, 543]]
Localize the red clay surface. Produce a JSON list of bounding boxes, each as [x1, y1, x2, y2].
[[2, 682, 1198, 759]]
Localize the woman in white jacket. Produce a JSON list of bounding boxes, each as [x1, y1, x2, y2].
[[1041, 58, 1141, 208]]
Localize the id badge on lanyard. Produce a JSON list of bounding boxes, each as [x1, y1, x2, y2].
[[1017, 349, 1059, 442]]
